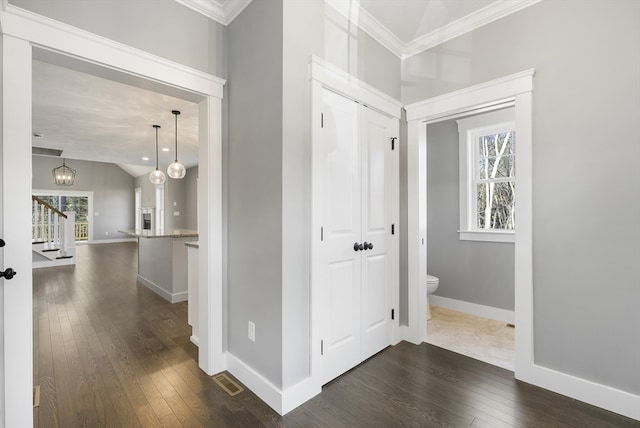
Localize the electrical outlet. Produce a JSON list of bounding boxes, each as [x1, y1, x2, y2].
[[105, 231, 109, 236], [248, 321, 255, 342], [173, 211, 180, 216]]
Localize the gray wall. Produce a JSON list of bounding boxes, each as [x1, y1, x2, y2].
[[184, 166, 198, 230], [32, 156, 134, 241], [133, 169, 196, 231], [426, 119, 514, 311], [9, 0, 226, 78], [402, 0, 640, 395], [227, 0, 284, 388]]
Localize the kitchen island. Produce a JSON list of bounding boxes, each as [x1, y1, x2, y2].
[[119, 229, 198, 303]]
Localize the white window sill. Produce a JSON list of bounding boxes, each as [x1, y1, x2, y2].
[[459, 230, 515, 243]]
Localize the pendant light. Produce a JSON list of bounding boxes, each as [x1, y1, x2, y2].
[[52, 158, 76, 186], [149, 124, 166, 184], [167, 109, 186, 179]]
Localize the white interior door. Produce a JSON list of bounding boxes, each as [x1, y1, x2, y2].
[[316, 88, 362, 384], [360, 107, 394, 360], [315, 87, 395, 385]]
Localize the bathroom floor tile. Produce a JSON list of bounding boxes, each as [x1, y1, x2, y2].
[[426, 306, 515, 371]]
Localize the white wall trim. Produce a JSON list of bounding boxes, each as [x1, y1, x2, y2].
[[309, 55, 402, 119], [0, 4, 225, 99], [403, 0, 542, 59], [325, 0, 541, 59], [137, 274, 188, 303], [428, 295, 515, 324], [405, 69, 534, 122], [174, 0, 252, 26], [227, 352, 321, 416], [518, 364, 640, 421]]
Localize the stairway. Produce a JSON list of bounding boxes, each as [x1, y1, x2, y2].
[[32, 195, 76, 268]]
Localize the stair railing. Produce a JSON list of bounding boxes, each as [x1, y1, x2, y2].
[[32, 196, 76, 257]]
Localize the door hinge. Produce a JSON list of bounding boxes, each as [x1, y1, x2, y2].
[[321, 226, 324, 241], [321, 340, 324, 355], [391, 309, 395, 320], [391, 137, 397, 150], [321, 113, 324, 128], [391, 224, 395, 235]]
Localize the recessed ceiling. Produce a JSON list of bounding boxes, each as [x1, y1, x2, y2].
[[32, 60, 199, 178]]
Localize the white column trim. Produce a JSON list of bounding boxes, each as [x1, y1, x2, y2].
[[2, 34, 34, 428]]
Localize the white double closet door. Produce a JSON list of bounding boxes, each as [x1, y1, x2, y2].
[[313, 86, 398, 385]]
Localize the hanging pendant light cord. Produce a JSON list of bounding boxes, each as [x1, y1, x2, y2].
[[172, 110, 180, 162], [154, 124, 160, 169]]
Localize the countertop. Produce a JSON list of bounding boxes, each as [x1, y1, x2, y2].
[[119, 229, 199, 239], [185, 241, 199, 248]]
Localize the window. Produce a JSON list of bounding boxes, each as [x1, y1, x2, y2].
[[33, 191, 92, 241], [458, 108, 515, 243]]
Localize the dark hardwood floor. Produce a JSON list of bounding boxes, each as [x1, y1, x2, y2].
[[33, 242, 638, 427]]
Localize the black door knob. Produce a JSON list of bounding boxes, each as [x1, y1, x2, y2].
[[1, 268, 16, 280], [364, 242, 373, 250], [0, 239, 5, 247], [354, 242, 360, 251]]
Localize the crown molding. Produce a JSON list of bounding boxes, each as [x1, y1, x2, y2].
[[403, 0, 542, 58], [325, 0, 542, 60], [324, 0, 405, 58], [174, 0, 252, 26]]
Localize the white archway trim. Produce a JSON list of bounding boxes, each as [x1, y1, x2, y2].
[[404, 69, 534, 350], [1, 5, 226, 424]]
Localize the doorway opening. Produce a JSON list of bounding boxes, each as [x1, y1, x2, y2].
[[423, 109, 515, 371]]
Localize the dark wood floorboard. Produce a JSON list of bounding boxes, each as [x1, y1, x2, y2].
[[33, 242, 639, 428]]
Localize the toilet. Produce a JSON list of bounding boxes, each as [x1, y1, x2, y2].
[[426, 274, 439, 321]]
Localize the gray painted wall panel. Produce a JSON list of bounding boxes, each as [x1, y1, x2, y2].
[[402, 0, 640, 394], [10, 0, 226, 77], [426, 119, 514, 311], [227, 0, 284, 388], [32, 156, 134, 241]]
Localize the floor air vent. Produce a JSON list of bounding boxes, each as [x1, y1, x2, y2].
[[33, 385, 40, 407], [213, 373, 244, 396], [506, 323, 515, 328]]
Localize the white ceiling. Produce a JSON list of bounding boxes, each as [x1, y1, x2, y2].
[[31, 0, 539, 176], [32, 60, 200, 178]]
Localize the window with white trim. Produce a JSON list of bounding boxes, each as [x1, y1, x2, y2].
[[458, 108, 515, 243]]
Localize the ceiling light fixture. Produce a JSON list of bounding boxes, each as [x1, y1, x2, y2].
[[52, 159, 76, 186], [149, 124, 166, 185], [167, 110, 186, 179]]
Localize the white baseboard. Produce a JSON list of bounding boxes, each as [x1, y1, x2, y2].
[[190, 335, 200, 347], [428, 295, 515, 324], [85, 238, 137, 244], [137, 274, 188, 303], [32, 257, 75, 269], [226, 352, 320, 415], [518, 363, 640, 421]]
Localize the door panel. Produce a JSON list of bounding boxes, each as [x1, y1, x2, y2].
[[315, 86, 395, 385], [318, 88, 361, 384]]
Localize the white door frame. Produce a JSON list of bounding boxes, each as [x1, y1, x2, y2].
[[309, 56, 403, 390], [403, 70, 535, 367], [1, 6, 226, 426]]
